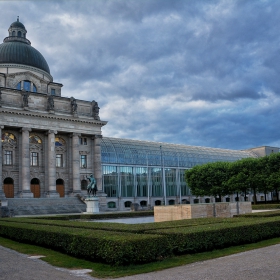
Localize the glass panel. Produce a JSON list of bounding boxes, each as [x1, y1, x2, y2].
[[33, 84, 37, 93], [136, 167, 147, 197], [4, 151, 12, 165], [180, 169, 190, 196], [80, 155, 87, 168], [103, 165, 118, 197], [151, 167, 162, 197], [165, 168, 176, 196], [51, 89, 55, 95], [56, 154, 62, 167], [23, 80, 31, 91], [17, 82, 21, 90], [30, 152, 38, 166], [120, 166, 134, 197]]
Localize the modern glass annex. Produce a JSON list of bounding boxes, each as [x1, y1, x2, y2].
[[101, 137, 257, 206]]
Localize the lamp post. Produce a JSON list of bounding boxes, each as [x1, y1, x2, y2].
[[160, 145, 167, 205]]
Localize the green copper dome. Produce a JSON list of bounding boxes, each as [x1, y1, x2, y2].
[[0, 19, 50, 74]]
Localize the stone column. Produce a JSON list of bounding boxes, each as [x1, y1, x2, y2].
[[94, 135, 107, 210], [72, 133, 81, 194], [21, 127, 33, 198], [47, 130, 59, 197], [94, 135, 102, 191], [0, 125, 6, 199]]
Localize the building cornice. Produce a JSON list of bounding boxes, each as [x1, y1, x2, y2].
[[0, 108, 107, 127]]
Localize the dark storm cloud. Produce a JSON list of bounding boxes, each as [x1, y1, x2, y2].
[[2, 0, 280, 149]]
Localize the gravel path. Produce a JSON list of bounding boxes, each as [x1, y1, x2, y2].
[[1, 243, 280, 280]]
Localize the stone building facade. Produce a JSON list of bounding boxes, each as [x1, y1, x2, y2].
[[0, 19, 107, 209]]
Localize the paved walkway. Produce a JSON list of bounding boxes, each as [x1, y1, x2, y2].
[[1, 244, 280, 280]]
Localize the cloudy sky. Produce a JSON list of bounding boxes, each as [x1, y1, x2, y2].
[[1, 0, 280, 150]]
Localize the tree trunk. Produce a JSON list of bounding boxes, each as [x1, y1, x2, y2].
[[253, 187, 257, 205]]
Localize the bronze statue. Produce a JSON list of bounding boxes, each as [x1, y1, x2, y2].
[[87, 174, 97, 196]]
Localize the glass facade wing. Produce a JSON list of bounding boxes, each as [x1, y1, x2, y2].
[[101, 137, 257, 168]]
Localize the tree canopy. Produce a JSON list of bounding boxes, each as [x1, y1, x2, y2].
[[185, 153, 280, 204]]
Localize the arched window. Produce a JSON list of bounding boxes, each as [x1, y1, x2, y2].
[[17, 31, 22, 37], [155, 200, 161, 206], [2, 132, 17, 145], [140, 200, 147, 207], [107, 201, 116, 208], [168, 199, 175, 205], [16, 80, 37, 93], [194, 198, 199, 204], [124, 201, 132, 208], [12, 31, 15, 36], [55, 137, 66, 146], [205, 198, 210, 203], [29, 135, 42, 144]]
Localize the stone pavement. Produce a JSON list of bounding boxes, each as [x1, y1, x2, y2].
[[1, 244, 280, 280]]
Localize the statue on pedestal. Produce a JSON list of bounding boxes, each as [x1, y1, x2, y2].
[[87, 174, 97, 196]]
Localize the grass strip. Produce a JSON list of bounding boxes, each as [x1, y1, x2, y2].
[[1, 236, 280, 278]]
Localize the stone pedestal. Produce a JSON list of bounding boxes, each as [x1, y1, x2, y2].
[[154, 202, 252, 222], [85, 197, 99, 213]]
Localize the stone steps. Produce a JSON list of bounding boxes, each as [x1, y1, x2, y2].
[[6, 197, 87, 216]]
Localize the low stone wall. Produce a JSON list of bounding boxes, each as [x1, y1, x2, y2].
[[154, 202, 252, 222]]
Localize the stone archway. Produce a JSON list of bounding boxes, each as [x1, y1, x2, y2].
[[30, 178, 40, 198], [56, 179, 64, 197], [3, 177, 14, 198]]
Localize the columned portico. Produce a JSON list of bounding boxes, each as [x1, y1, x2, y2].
[[21, 127, 33, 198], [72, 133, 81, 193], [47, 130, 59, 197], [0, 125, 5, 199]]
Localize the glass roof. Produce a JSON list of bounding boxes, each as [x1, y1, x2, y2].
[[101, 137, 257, 168]]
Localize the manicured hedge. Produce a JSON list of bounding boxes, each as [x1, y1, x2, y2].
[[0, 216, 246, 234], [143, 217, 280, 254], [34, 211, 154, 220], [0, 221, 169, 265], [1, 216, 280, 265], [252, 204, 280, 210], [236, 210, 280, 218]]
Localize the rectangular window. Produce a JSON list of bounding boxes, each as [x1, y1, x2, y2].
[[80, 155, 87, 168], [51, 89, 56, 95], [80, 137, 87, 145], [56, 154, 63, 167], [4, 150, 12, 165], [30, 152, 38, 166]]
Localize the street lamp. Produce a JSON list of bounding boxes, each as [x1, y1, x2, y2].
[[160, 145, 167, 205]]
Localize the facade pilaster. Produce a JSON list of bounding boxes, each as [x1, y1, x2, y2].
[[20, 127, 33, 198], [72, 133, 81, 194], [94, 135, 102, 191], [47, 130, 59, 197], [0, 125, 6, 199], [94, 135, 107, 210]]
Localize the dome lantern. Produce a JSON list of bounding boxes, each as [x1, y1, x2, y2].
[[0, 18, 51, 74]]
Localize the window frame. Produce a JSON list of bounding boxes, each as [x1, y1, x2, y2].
[[80, 155, 87, 168], [56, 154, 63, 167], [30, 152, 39, 166], [4, 150, 13, 165]]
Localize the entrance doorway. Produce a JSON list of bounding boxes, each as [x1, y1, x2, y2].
[[56, 179, 64, 197], [3, 177, 14, 198], [30, 178, 40, 198]]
